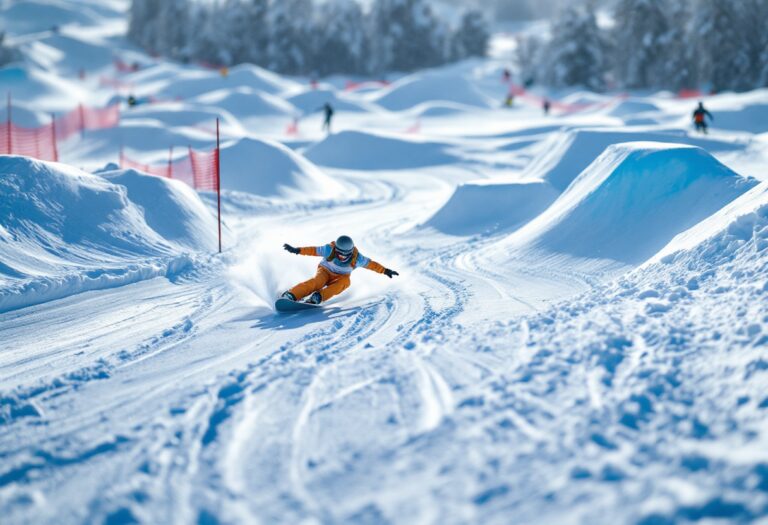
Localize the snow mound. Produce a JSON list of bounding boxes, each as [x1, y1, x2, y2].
[[0, 156, 216, 312], [122, 104, 242, 132], [514, 143, 757, 263], [705, 104, 768, 134], [192, 87, 297, 117], [24, 34, 114, 73], [426, 179, 558, 235], [0, 101, 47, 127], [220, 137, 344, 198], [304, 130, 460, 170], [1, 66, 87, 111], [651, 181, 768, 264], [287, 88, 376, 114], [410, 101, 478, 117], [77, 122, 215, 160], [159, 63, 294, 100], [0, 0, 99, 35], [101, 169, 219, 251], [608, 98, 660, 117], [371, 72, 493, 111], [526, 128, 744, 192]]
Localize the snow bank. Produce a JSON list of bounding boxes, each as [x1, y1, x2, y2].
[[371, 72, 493, 111], [607, 98, 660, 117], [409, 101, 478, 118], [0, 101, 47, 127], [0, 0, 99, 35], [0, 156, 216, 312], [706, 104, 768, 134], [287, 88, 377, 114], [23, 34, 114, 73], [426, 179, 558, 235], [101, 169, 220, 251], [220, 137, 344, 198], [193, 87, 297, 117], [82, 122, 215, 158], [304, 130, 460, 170], [121, 104, 243, 132], [1, 66, 87, 111], [651, 181, 768, 263], [514, 143, 757, 263], [526, 128, 744, 192], [158, 63, 294, 100]]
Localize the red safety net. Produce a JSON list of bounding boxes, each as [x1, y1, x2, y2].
[[507, 83, 625, 114], [54, 104, 121, 142], [285, 118, 299, 136], [0, 121, 58, 161], [190, 149, 219, 192], [119, 147, 219, 193], [344, 80, 390, 92], [678, 89, 704, 99]]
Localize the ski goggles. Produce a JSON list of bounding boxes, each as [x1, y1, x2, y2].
[[337, 249, 353, 261]]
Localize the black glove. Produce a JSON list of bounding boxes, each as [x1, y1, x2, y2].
[[283, 243, 300, 254], [383, 268, 399, 278]]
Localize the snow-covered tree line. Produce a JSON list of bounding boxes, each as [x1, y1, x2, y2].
[[0, 31, 19, 66], [128, 0, 489, 76], [516, 0, 768, 92]]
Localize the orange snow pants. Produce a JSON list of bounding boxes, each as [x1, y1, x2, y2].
[[290, 266, 350, 302]]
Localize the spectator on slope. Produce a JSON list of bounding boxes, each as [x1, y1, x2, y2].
[[281, 236, 399, 305], [692, 101, 714, 134], [321, 102, 334, 133]]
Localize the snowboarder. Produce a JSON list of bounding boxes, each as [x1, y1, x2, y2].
[[692, 101, 713, 134], [322, 102, 334, 133], [281, 235, 399, 305]]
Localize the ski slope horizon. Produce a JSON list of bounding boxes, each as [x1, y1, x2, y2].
[[2, 2, 768, 524]]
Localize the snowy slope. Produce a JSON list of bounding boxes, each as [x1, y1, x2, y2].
[[511, 143, 756, 263], [3, 2, 768, 524], [0, 156, 217, 312]]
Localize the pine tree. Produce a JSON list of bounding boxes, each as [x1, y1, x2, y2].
[[452, 9, 490, 60], [311, 0, 368, 76], [267, 0, 314, 75], [542, 5, 609, 90], [368, 0, 450, 74], [693, 0, 753, 92], [612, 0, 673, 88], [220, 0, 269, 66], [657, 0, 695, 90], [514, 34, 545, 86], [0, 31, 18, 66]]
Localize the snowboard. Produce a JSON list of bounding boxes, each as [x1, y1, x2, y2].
[[275, 297, 321, 312]]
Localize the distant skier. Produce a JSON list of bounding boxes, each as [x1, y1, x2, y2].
[[322, 102, 334, 133], [502, 68, 511, 84], [692, 101, 713, 134], [281, 235, 398, 305], [543, 99, 551, 115], [127, 94, 138, 108]]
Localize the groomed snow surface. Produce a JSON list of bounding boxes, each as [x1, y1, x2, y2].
[[2, 2, 768, 525]]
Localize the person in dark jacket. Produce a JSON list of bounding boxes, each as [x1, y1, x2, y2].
[[692, 101, 714, 134], [322, 102, 334, 133]]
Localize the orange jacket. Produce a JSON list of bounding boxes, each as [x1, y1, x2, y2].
[[298, 242, 386, 276]]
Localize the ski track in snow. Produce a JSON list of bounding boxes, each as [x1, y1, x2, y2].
[[2, 3, 768, 524]]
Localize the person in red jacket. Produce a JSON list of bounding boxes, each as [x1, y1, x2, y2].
[[281, 235, 399, 304], [692, 101, 714, 134]]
